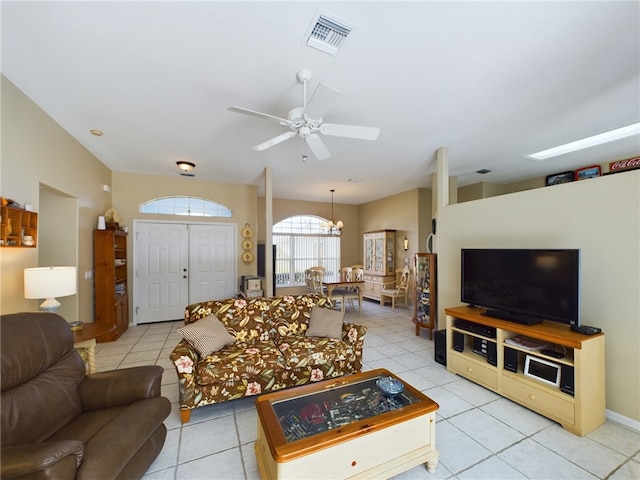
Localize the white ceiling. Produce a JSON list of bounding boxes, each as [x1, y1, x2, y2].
[[2, 1, 639, 205]]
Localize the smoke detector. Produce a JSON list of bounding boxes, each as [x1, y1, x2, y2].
[[304, 11, 353, 56]]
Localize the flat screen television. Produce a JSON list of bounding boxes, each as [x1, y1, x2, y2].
[[461, 249, 580, 326]]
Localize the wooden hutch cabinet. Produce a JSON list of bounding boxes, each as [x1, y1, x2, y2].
[[413, 253, 437, 339], [363, 230, 396, 301], [94, 229, 128, 342]]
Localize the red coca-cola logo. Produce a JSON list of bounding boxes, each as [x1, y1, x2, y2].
[[610, 157, 640, 171]]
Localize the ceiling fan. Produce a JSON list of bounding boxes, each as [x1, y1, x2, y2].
[[228, 69, 380, 161]]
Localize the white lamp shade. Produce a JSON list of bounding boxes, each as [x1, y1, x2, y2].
[[24, 267, 77, 299]]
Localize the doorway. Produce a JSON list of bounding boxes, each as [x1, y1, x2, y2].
[[39, 184, 78, 322], [133, 221, 236, 324]]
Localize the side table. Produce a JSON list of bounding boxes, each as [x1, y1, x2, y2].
[[73, 323, 116, 374]]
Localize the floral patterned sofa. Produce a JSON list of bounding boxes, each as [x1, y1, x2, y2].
[[170, 294, 367, 423]]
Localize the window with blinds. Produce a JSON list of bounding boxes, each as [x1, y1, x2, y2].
[[273, 216, 340, 287]]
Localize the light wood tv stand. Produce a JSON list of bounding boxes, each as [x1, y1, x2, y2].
[[445, 306, 605, 436]]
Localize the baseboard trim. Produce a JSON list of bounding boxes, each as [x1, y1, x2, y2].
[[606, 409, 640, 433]]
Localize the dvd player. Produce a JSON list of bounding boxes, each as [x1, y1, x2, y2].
[[454, 319, 497, 338]]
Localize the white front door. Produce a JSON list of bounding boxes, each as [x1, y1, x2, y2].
[[134, 221, 236, 324], [188, 224, 236, 304], [136, 222, 189, 323]]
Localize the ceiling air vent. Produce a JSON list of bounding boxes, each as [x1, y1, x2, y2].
[[305, 13, 352, 56]]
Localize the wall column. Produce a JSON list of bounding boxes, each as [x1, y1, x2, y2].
[[264, 167, 274, 297]]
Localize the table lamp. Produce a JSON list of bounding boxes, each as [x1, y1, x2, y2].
[[24, 266, 77, 313]]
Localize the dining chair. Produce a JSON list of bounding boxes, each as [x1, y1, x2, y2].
[[343, 267, 364, 311], [306, 268, 326, 295], [380, 267, 411, 310], [328, 267, 353, 311]]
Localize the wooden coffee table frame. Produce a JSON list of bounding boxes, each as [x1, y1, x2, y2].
[[254, 368, 439, 479]]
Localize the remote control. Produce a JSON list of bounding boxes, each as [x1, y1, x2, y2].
[[570, 325, 602, 335]]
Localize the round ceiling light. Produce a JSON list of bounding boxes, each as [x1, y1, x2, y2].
[[176, 161, 196, 173]]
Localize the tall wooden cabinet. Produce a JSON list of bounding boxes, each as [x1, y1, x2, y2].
[[413, 253, 437, 339], [362, 230, 396, 301], [94, 229, 129, 342]]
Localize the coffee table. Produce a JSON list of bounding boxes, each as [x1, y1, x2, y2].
[[254, 368, 439, 479]]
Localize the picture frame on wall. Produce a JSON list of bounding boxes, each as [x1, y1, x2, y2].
[[545, 171, 575, 186], [575, 165, 601, 181]]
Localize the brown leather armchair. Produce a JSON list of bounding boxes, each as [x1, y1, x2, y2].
[[1, 312, 171, 479]]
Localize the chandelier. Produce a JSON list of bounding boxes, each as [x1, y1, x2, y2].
[[322, 189, 343, 236]]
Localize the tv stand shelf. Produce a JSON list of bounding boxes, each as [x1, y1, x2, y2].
[[445, 306, 605, 436]]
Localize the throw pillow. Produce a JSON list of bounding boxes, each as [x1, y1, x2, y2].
[[177, 314, 235, 357], [305, 306, 345, 339]]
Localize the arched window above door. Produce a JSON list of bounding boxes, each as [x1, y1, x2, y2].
[[139, 196, 232, 217]]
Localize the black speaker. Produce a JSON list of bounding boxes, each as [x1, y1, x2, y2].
[[561, 364, 575, 396], [453, 331, 465, 352], [504, 347, 518, 372], [486, 342, 497, 366], [434, 330, 446, 366]]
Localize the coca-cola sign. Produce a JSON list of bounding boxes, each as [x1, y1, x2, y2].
[[609, 156, 640, 172]]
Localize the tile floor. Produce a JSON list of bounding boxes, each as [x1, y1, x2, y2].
[[95, 301, 640, 480]]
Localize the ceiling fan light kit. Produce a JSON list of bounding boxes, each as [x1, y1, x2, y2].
[[228, 69, 380, 161]]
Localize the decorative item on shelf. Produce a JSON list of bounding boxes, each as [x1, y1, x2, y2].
[[104, 208, 122, 230], [545, 171, 575, 186], [22, 235, 34, 246], [575, 165, 601, 181], [97, 215, 106, 230], [606, 155, 640, 174], [24, 266, 77, 312], [321, 189, 343, 236]]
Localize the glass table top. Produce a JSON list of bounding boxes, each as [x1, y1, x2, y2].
[[271, 374, 420, 443]]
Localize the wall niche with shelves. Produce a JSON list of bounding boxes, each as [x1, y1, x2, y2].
[[0, 205, 38, 247]]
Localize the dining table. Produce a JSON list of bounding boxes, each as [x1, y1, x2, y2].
[[323, 275, 365, 313]]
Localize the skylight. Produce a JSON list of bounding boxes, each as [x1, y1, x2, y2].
[[525, 123, 640, 161]]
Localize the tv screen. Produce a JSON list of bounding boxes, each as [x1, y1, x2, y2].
[[461, 249, 580, 326]]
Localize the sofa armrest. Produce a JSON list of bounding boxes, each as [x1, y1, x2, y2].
[[78, 365, 163, 412], [169, 339, 203, 411], [1, 441, 83, 479], [342, 323, 367, 344]]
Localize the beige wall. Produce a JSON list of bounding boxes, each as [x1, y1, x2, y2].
[[359, 188, 432, 270], [438, 171, 640, 424], [1, 76, 111, 322], [112, 172, 258, 299]]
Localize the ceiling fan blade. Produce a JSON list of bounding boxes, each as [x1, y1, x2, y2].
[[305, 134, 331, 161], [252, 131, 296, 151], [319, 123, 380, 141], [228, 106, 289, 124], [303, 83, 340, 121]]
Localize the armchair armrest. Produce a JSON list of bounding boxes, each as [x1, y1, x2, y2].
[[79, 365, 163, 412], [1, 441, 83, 479], [169, 339, 203, 411], [342, 323, 367, 344]]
